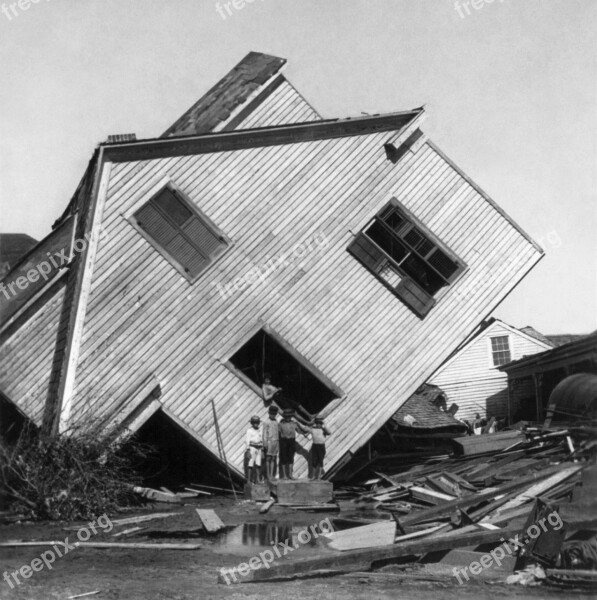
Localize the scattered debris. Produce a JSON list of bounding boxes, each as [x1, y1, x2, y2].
[[259, 498, 276, 514], [132, 486, 182, 503]]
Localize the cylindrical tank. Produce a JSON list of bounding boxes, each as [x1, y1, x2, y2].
[[547, 373, 597, 421]]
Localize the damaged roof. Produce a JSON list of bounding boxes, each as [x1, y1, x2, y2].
[[161, 51, 287, 137], [391, 384, 466, 431]]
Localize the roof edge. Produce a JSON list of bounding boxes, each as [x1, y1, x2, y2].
[[102, 109, 425, 163]]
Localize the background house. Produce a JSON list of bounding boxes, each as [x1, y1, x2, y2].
[[426, 318, 554, 422], [0, 52, 544, 483], [500, 332, 597, 423]]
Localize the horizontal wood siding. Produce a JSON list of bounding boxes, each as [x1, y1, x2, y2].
[[0, 283, 66, 424], [64, 130, 542, 478], [429, 322, 552, 421]]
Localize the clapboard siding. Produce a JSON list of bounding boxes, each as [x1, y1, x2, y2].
[[0, 282, 67, 424], [67, 127, 542, 477], [429, 321, 552, 421]]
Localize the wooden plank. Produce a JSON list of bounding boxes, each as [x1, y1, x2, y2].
[[219, 525, 523, 583], [491, 465, 584, 514], [401, 466, 564, 526], [328, 521, 396, 551], [273, 480, 333, 505], [110, 512, 182, 526], [259, 498, 275, 514], [195, 508, 225, 533], [112, 526, 145, 538], [409, 486, 455, 505], [0, 541, 200, 550], [132, 486, 181, 504]]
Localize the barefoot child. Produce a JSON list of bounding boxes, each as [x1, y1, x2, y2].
[[262, 405, 280, 480], [245, 415, 263, 483], [278, 408, 309, 480]]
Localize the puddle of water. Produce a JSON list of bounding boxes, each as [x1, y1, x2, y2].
[[210, 520, 341, 556]]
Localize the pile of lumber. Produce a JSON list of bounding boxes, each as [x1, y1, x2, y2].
[[342, 424, 596, 516], [222, 423, 597, 584]]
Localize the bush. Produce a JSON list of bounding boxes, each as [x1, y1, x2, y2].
[[0, 425, 150, 520]]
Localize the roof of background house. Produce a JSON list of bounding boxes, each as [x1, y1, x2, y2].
[[547, 334, 590, 347], [520, 326, 556, 348], [0, 233, 38, 273], [161, 51, 287, 137], [391, 383, 467, 431], [499, 331, 597, 373]]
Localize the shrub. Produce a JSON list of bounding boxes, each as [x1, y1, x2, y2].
[[0, 425, 150, 520]]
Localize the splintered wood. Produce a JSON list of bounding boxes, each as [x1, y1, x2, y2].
[[220, 423, 595, 584]]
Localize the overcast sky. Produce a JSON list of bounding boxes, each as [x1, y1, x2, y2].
[[0, 0, 595, 334]]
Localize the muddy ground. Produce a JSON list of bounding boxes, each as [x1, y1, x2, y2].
[[0, 497, 593, 600]]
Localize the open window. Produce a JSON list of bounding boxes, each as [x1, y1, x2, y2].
[[133, 184, 230, 282], [348, 197, 465, 317], [227, 327, 342, 419]]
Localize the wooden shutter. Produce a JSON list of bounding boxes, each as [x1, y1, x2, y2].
[[182, 216, 225, 259], [135, 194, 228, 279], [347, 234, 386, 273], [135, 203, 179, 248], [395, 277, 435, 317]]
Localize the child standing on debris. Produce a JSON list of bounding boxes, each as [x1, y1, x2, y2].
[[246, 415, 263, 484], [262, 405, 280, 480], [278, 408, 310, 480], [310, 416, 331, 480]]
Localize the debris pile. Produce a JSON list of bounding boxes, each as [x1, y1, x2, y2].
[[230, 423, 597, 586]]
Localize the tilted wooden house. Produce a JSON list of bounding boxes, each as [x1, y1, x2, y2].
[[0, 52, 544, 480], [426, 318, 554, 423]]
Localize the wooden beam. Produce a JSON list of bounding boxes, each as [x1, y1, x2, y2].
[[219, 525, 523, 583], [401, 465, 565, 526]]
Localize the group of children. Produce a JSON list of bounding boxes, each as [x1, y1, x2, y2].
[[245, 405, 330, 483]]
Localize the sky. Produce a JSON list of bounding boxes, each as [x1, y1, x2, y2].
[[0, 0, 595, 334]]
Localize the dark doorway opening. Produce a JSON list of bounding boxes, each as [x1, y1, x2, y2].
[[125, 409, 242, 491], [228, 328, 339, 417]]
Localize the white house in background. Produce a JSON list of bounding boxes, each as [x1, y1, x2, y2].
[[427, 318, 554, 422]]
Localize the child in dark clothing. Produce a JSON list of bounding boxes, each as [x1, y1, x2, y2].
[[310, 415, 331, 480]]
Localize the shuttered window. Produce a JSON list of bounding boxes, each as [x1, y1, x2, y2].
[[134, 187, 229, 280], [348, 197, 465, 318]]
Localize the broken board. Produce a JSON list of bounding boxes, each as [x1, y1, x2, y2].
[[328, 521, 396, 551], [195, 509, 225, 533], [272, 480, 333, 505]]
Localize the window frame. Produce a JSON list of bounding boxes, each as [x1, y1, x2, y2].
[[129, 181, 232, 283], [348, 197, 467, 318], [489, 334, 512, 367], [223, 324, 346, 417]]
